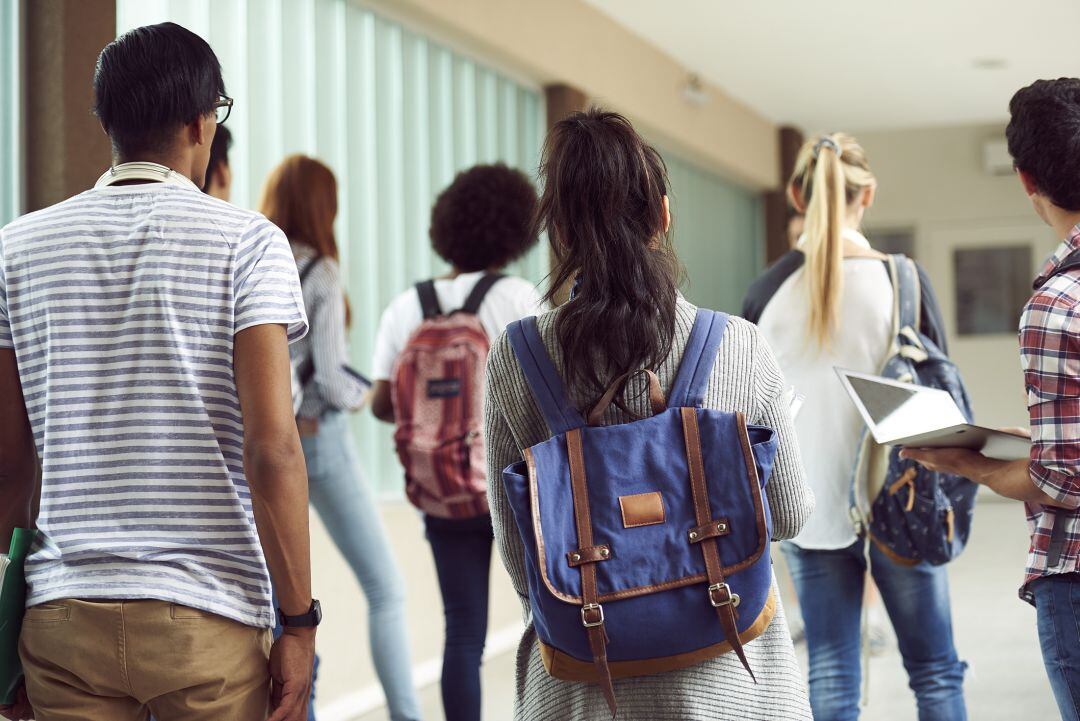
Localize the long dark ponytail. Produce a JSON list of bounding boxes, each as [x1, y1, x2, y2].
[[537, 109, 680, 401]]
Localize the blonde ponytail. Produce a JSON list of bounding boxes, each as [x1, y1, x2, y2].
[[790, 133, 876, 349]]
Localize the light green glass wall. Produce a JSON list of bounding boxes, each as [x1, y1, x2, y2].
[[117, 0, 547, 497], [664, 152, 764, 314], [1, 0, 19, 226]]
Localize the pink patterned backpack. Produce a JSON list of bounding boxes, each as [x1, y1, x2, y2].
[[390, 274, 502, 518]]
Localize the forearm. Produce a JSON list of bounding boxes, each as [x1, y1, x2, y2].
[[0, 350, 37, 544], [973, 458, 1070, 507], [247, 443, 313, 616], [370, 380, 394, 423], [0, 457, 35, 544]]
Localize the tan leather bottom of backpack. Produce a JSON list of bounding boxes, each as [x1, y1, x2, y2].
[[537, 586, 778, 682]]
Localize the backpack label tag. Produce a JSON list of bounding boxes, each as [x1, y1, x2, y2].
[[427, 378, 462, 398], [619, 491, 666, 528]]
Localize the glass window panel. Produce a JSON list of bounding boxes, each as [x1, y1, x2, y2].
[[1, 0, 20, 225], [116, 0, 548, 497], [662, 150, 764, 314], [954, 246, 1032, 335]]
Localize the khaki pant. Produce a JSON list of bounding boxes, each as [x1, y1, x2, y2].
[[19, 598, 271, 721]]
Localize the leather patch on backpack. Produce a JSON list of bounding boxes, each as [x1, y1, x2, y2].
[[427, 378, 462, 398], [619, 491, 666, 528]]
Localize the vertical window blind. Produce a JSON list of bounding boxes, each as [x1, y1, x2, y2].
[[665, 151, 765, 314], [1, 0, 19, 226], [117, 0, 547, 497]]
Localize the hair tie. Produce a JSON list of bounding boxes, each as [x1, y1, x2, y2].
[[813, 136, 841, 158]]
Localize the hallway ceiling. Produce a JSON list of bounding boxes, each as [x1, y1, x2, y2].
[[584, 0, 1080, 131]]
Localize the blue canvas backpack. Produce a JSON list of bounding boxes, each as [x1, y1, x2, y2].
[[853, 255, 978, 566], [501, 309, 778, 716]]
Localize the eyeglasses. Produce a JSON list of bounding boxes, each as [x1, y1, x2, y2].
[[214, 96, 234, 125]]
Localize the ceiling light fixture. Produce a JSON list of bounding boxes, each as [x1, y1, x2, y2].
[[682, 73, 709, 106]]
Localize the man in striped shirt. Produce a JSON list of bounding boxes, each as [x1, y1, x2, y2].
[[903, 78, 1080, 719], [0, 23, 316, 721]]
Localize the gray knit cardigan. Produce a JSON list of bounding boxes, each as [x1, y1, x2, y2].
[[483, 296, 815, 721]]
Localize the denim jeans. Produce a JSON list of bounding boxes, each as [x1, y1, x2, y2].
[[302, 411, 422, 721], [424, 513, 493, 721], [1034, 573, 1080, 721], [782, 540, 967, 721]]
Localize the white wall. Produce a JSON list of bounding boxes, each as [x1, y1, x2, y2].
[[856, 123, 1061, 428]]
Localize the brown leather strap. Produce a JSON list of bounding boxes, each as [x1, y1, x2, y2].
[[687, 518, 731, 544], [680, 408, 756, 682], [587, 369, 666, 426], [567, 428, 618, 717], [567, 544, 612, 567]]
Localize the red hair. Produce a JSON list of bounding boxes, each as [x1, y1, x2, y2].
[[259, 155, 339, 259]]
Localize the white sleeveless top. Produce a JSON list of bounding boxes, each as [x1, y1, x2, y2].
[[757, 229, 893, 550]]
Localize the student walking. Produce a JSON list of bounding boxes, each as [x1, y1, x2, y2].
[[260, 155, 423, 721], [742, 133, 967, 721], [0, 23, 316, 721], [483, 109, 814, 721], [903, 78, 1080, 721], [369, 163, 541, 721]]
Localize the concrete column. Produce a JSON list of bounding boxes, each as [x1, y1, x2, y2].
[[24, 0, 115, 212]]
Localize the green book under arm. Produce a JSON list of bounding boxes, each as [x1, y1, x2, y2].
[[0, 528, 37, 706]]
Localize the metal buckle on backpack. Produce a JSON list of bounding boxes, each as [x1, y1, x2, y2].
[[581, 603, 605, 628], [708, 582, 741, 609]]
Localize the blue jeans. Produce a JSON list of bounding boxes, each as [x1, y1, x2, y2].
[[424, 513, 493, 721], [1034, 573, 1080, 721], [303, 411, 422, 721], [783, 540, 967, 721]]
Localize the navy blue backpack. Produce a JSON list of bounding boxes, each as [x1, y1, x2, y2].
[[854, 255, 978, 566], [502, 309, 778, 716]]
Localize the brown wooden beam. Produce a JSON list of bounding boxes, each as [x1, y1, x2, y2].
[[25, 0, 115, 212], [545, 83, 589, 131], [763, 125, 804, 265], [543, 83, 589, 305]]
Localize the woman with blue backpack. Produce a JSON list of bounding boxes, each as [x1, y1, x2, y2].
[[484, 109, 815, 720], [742, 133, 969, 721]]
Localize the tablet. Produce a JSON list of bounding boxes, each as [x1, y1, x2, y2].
[[835, 368, 1030, 461]]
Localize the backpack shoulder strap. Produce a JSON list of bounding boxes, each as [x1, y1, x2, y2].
[[667, 309, 730, 409], [416, 280, 442, 320], [888, 254, 921, 334], [298, 256, 321, 286], [460, 273, 504, 315], [505, 316, 585, 436]]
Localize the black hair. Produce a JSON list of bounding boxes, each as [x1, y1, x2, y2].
[[1006, 78, 1080, 212], [201, 124, 232, 193], [429, 163, 539, 272], [536, 108, 680, 401], [93, 22, 225, 157]]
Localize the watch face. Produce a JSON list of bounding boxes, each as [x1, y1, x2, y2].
[[311, 599, 323, 625]]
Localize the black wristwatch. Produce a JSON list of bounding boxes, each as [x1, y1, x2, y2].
[[278, 599, 322, 628]]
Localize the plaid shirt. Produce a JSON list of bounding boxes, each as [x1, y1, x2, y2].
[[1019, 223, 1080, 602]]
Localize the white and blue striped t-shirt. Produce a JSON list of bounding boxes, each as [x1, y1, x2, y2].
[[0, 184, 308, 628]]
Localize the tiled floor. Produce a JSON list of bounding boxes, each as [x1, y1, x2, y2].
[[358, 498, 1057, 721]]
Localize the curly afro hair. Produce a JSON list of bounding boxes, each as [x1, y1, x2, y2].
[[429, 163, 539, 272]]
